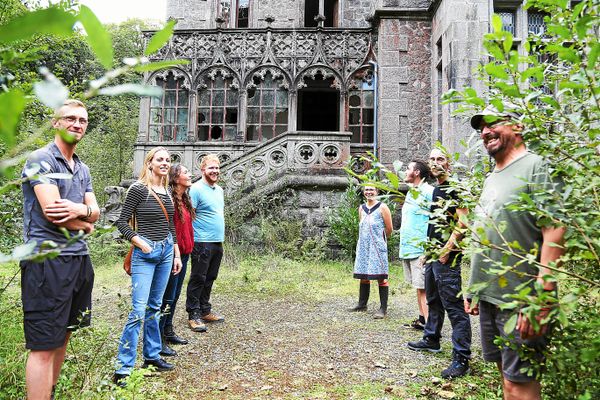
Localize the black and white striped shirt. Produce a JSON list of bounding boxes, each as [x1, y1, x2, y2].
[[117, 182, 177, 243]]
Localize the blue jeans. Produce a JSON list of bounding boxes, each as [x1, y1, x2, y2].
[[115, 234, 173, 375], [423, 260, 472, 359], [160, 253, 189, 334]]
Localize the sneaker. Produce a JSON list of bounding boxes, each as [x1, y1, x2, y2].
[[441, 357, 470, 379], [407, 338, 441, 353], [188, 318, 208, 332], [141, 358, 174, 372], [201, 311, 225, 323]]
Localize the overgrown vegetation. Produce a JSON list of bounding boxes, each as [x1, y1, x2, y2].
[[351, 1, 600, 398]]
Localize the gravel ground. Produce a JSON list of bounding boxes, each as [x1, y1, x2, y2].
[[111, 290, 483, 399]]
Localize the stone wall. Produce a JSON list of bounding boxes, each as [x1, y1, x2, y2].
[[342, 0, 375, 28], [430, 0, 489, 157], [253, 0, 300, 28], [377, 17, 432, 166], [167, 0, 212, 29]]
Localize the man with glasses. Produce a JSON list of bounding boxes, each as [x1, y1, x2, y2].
[[466, 105, 565, 399], [20, 99, 99, 399]]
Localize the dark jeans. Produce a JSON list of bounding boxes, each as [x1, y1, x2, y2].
[[186, 242, 223, 318], [159, 253, 190, 334], [423, 260, 472, 359]]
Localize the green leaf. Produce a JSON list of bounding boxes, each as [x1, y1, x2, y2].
[[78, 5, 114, 69], [498, 275, 508, 288], [0, 7, 76, 45], [575, 15, 593, 39], [503, 313, 518, 334], [503, 34, 513, 54], [12, 242, 36, 259], [0, 89, 26, 148], [133, 59, 190, 72], [485, 64, 509, 80], [385, 171, 399, 190], [33, 68, 69, 109], [144, 19, 176, 56], [588, 43, 599, 70], [98, 84, 163, 97], [491, 14, 502, 34]]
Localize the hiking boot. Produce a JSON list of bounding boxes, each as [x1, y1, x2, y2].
[[407, 316, 425, 330], [188, 318, 208, 332], [373, 307, 387, 319], [407, 338, 441, 353], [112, 373, 129, 388], [441, 356, 470, 379], [141, 358, 174, 372], [348, 282, 370, 312], [201, 311, 225, 323]]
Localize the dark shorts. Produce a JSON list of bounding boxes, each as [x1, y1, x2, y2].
[[20, 255, 94, 351], [479, 300, 548, 383]]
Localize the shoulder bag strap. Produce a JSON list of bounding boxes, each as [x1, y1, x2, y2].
[[149, 189, 170, 223]]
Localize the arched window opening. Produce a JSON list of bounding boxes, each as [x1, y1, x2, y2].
[[246, 71, 288, 142], [149, 72, 189, 142], [197, 72, 239, 142], [237, 0, 249, 27], [348, 70, 374, 143]]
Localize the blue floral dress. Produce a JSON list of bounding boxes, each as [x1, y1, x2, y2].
[[353, 202, 389, 280]]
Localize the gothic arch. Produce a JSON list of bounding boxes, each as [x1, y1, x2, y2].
[[194, 65, 241, 89], [243, 65, 291, 91], [295, 64, 344, 91], [147, 67, 192, 90]]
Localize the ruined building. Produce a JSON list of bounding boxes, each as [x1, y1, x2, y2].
[[134, 0, 547, 233]]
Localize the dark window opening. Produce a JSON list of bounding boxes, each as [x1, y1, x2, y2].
[[304, 0, 319, 27], [236, 0, 249, 28], [298, 74, 339, 132], [149, 73, 189, 142], [197, 73, 238, 142], [246, 71, 288, 142], [323, 0, 338, 27]]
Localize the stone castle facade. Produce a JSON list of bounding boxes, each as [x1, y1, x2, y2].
[[133, 0, 546, 232]]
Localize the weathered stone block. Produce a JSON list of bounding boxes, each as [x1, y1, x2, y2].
[[298, 191, 321, 208], [381, 83, 400, 100]]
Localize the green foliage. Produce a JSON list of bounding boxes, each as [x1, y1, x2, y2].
[[326, 182, 361, 259]]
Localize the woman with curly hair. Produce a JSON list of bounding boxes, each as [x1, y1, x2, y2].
[[159, 164, 195, 356]]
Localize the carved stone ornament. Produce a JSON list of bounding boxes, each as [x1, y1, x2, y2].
[[295, 143, 318, 164], [250, 157, 269, 178], [170, 152, 183, 164], [218, 153, 231, 164], [150, 69, 192, 90], [320, 144, 341, 164], [246, 67, 289, 90], [267, 148, 286, 168], [297, 66, 341, 90], [146, 29, 373, 95]]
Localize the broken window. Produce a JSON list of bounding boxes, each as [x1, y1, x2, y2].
[[348, 77, 374, 143], [304, 0, 338, 27], [217, 0, 232, 27], [197, 73, 239, 141], [149, 73, 189, 142], [246, 71, 288, 142], [236, 0, 249, 28]]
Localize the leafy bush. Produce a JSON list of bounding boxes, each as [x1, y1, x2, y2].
[[326, 182, 361, 259]]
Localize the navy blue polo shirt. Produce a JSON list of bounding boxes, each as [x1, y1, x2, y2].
[[22, 142, 93, 255]]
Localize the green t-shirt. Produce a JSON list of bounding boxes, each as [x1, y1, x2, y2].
[[469, 152, 558, 305]]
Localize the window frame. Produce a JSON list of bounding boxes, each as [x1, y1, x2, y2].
[[148, 73, 189, 142]]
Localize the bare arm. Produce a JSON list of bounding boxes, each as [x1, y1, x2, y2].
[[33, 184, 94, 233], [380, 203, 393, 238], [518, 225, 566, 339], [439, 207, 468, 264]]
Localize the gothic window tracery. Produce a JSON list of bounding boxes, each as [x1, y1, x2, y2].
[[246, 71, 289, 142], [197, 71, 239, 142], [149, 72, 189, 142], [347, 71, 374, 144]]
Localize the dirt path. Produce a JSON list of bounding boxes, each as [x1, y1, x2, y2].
[[109, 292, 481, 399]]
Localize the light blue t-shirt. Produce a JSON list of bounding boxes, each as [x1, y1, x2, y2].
[[190, 180, 225, 242], [399, 181, 434, 259]]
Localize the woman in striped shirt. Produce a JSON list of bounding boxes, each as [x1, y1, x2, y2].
[[113, 147, 182, 386]]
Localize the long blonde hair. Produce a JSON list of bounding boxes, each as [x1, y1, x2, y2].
[[138, 146, 170, 190]]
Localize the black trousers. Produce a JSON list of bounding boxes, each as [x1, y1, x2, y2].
[[186, 242, 223, 318], [423, 260, 472, 359]]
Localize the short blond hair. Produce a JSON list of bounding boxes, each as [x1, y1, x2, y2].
[[53, 99, 86, 118], [200, 154, 220, 170]]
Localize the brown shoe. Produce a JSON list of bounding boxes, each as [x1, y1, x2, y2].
[[200, 311, 224, 323], [188, 318, 207, 332]]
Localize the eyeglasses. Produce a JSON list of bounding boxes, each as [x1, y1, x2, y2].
[[477, 118, 508, 133], [60, 116, 89, 125]]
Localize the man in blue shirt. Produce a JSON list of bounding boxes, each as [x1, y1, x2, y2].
[[186, 154, 225, 332], [20, 99, 99, 399], [399, 160, 433, 330]]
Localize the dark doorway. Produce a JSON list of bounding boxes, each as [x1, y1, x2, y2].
[[297, 78, 339, 131]]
